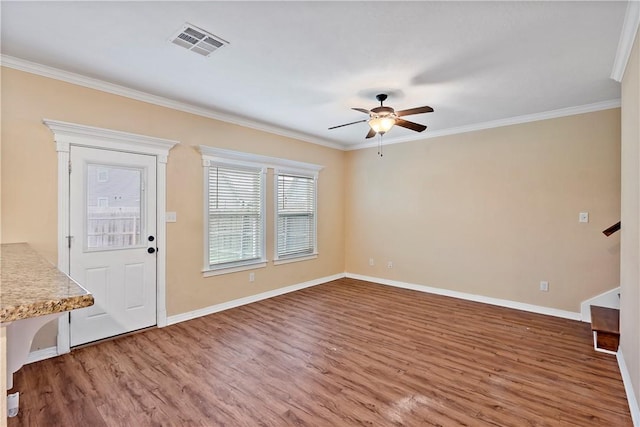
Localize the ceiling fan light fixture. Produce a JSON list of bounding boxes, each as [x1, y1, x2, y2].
[[328, 93, 432, 141], [369, 115, 395, 134]]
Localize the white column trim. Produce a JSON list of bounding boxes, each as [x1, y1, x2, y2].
[[45, 119, 179, 353], [55, 142, 72, 354], [156, 160, 168, 327]]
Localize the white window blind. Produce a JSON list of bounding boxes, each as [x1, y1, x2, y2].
[[276, 173, 317, 259], [206, 165, 264, 269]]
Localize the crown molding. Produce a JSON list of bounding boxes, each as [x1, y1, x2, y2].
[[2, 55, 623, 154], [611, 0, 640, 82], [346, 99, 622, 151], [1, 55, 344, 151]]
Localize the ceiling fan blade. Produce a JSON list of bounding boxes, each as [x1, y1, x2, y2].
[[365, 128, 376, 139], [395, 118, 427, 132], [396, 106, 434, 117], [352, 108, 371, 115], [328, 119, 367, 130]]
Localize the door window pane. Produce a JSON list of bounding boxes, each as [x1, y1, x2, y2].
[[86, 164, 143, 249]]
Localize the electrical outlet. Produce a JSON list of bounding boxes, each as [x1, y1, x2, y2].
[[387, 261, 393, 269], [369, 258, 374, 266], [249, 272, 255, 282], [540, 281, 549, 292]]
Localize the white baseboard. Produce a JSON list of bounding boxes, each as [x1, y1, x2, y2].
[[580, 286, 621, 323], [618, 350, 640, 426], [167, 273, 346, 325], [345, 273, 582, 321], [26, 346, 58, 364]]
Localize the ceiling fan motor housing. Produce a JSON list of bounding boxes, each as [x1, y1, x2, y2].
[[370, 106, 395, 116]]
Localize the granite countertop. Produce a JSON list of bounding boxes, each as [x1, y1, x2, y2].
[[1, 243, 94, 323]]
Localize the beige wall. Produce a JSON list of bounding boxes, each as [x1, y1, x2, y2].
[[620, 29, 640, 416], [1, 67, 345, 349], [345, 109, 621, 313], [1, 65, 625, 359]]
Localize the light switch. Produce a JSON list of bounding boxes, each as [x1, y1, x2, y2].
[[166, 212, 177, 223], [579, 212, 589, 223]]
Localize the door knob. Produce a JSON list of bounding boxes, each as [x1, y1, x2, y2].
[[147, 247, 156, 254]]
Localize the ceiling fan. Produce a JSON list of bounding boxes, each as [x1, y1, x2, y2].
[[329, 94, 434, 139]]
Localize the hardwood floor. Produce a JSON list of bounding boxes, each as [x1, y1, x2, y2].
[[8, 278, 632, 426]]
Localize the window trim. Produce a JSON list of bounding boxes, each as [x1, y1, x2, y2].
[[273, 168, 318, 263], [199, 146, 323, 173], [199, 146, 323, 276], [273, 254, 317, 266]]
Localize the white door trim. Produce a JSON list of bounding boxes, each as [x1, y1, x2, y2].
[[44, 119, 179, 354]]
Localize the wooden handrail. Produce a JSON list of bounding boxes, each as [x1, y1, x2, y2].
[[602, 221, 621, 236]]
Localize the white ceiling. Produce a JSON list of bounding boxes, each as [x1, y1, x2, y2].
[[1, 1, 628, 150]]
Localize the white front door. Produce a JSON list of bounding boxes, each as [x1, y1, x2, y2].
[[69, 146, 157, 346]]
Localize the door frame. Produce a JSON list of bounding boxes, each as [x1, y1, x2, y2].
[[44, 119, 179, 354]]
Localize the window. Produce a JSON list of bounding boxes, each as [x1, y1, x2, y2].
[[200, 145, 322, 275], [205, 163, 266, 273], [275, 171, 317, 261]]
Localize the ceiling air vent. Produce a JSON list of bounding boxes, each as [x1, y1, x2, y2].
[[170, 23, 229, 57]]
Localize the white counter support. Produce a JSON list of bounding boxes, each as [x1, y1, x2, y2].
[[5, 313, 63, 390]]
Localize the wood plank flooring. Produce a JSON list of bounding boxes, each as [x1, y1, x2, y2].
[[8, 278, 632, 426]]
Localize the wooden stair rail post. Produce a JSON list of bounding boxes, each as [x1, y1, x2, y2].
[[602, 221, 621, 236]]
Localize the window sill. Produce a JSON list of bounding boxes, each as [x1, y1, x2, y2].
[[202, 261, 267, 277], [273, 254, 318, 266]]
